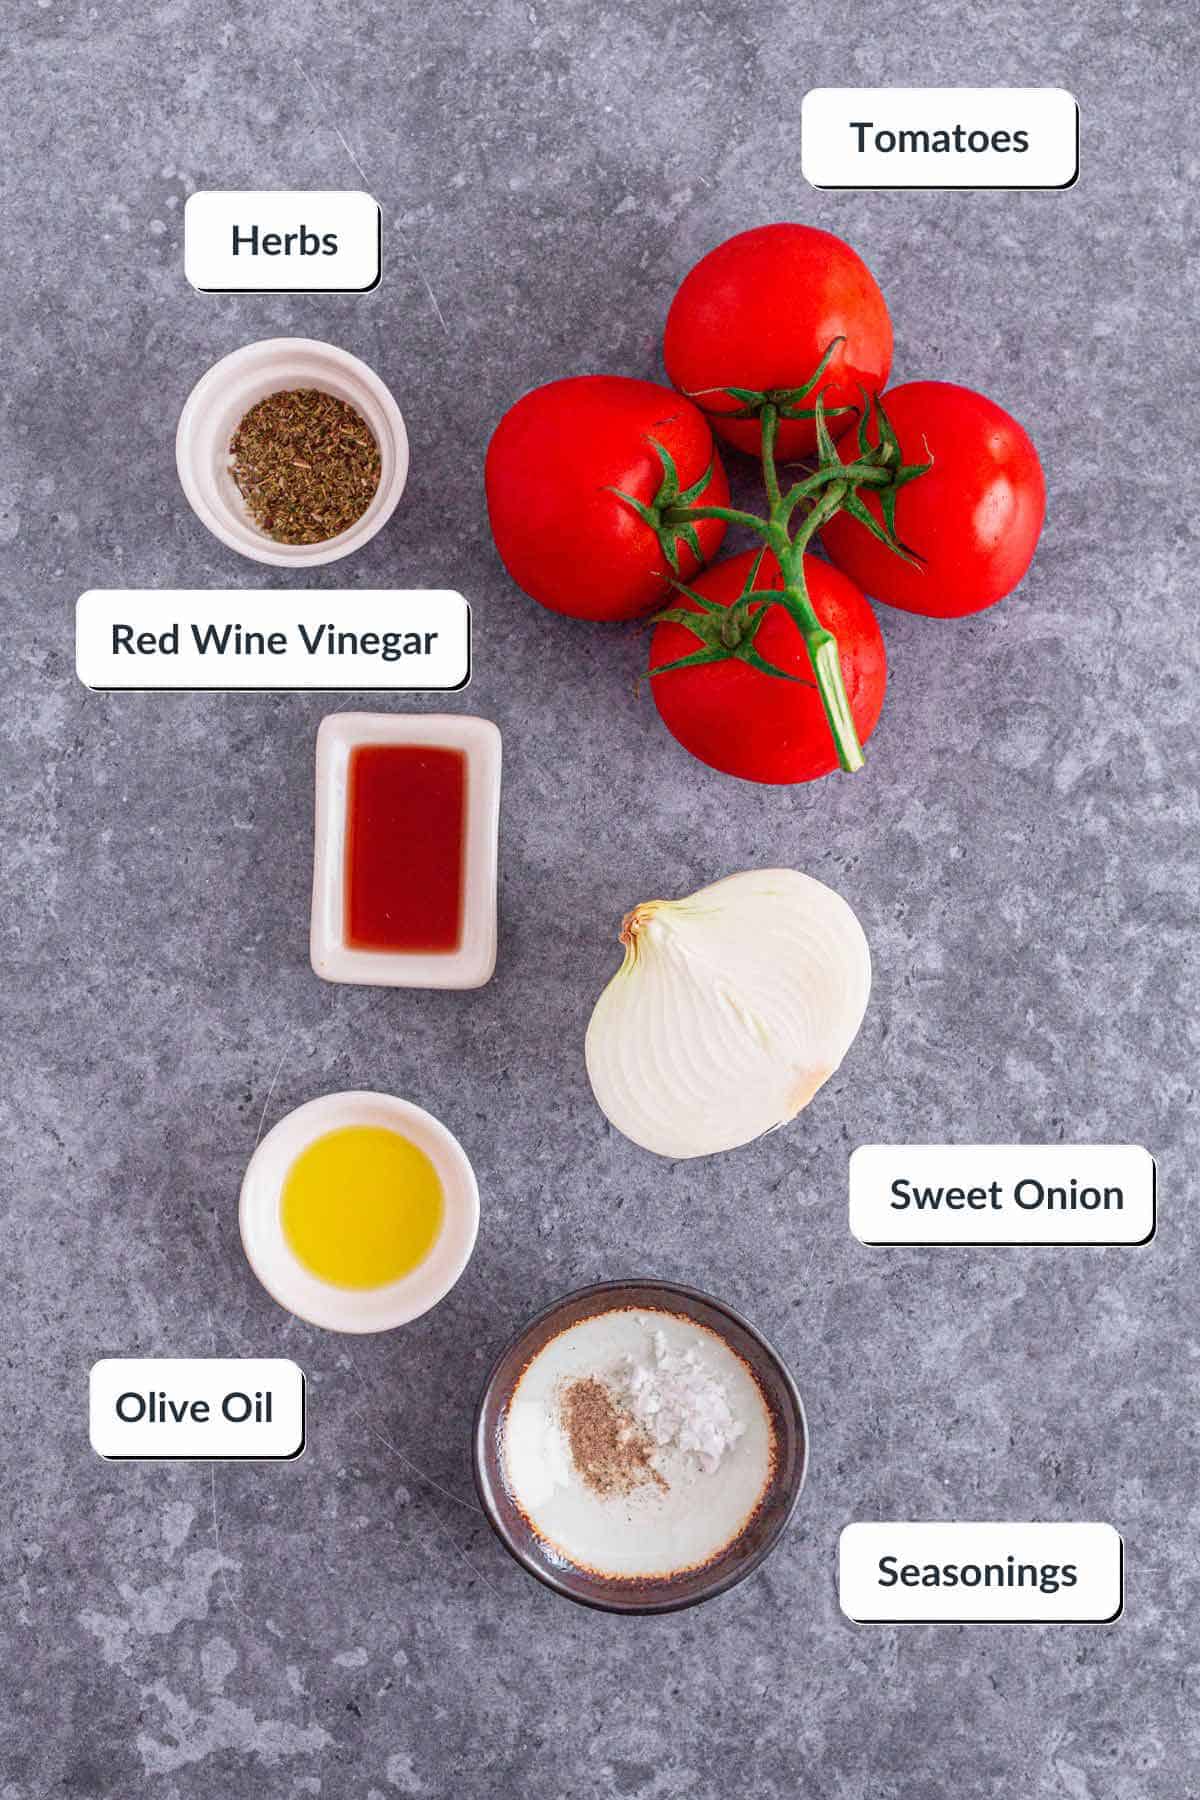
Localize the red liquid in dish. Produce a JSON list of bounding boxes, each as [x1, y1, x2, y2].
[[345, 744, 466, 953]]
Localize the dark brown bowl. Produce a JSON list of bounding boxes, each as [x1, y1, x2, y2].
[[473, 1279, 808, 1614]]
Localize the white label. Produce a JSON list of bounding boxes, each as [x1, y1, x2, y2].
[[184, 190, 380, 292], [801, 88, 1078, 190], [90, 1359, 305, 1460], [839, 1522, 1122, 1623], [76, 590, 470, 692], [849, 1144, 1155, 1247]]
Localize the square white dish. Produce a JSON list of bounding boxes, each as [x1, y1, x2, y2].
[[311, 711, 501, 989]]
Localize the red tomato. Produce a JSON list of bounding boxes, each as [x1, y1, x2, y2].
[[485, 375, 729, 622], [649, 549, 886, 784], [663, 224, 893, 461], [821, 380, 1046, 617]]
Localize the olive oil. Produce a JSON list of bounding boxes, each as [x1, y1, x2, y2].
[[281, 1126, 443, 1290]]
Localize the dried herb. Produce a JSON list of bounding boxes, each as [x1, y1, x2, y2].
[[230, 388, 381, 545]]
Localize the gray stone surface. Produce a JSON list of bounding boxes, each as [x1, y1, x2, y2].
[[2, 0, 1197, 1793]]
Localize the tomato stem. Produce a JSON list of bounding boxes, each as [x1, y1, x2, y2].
[[779, 459, 887, 525], [777, 483, 864, 772], [760, 407, 865, 772], [663, 502, 771, 540], [636, 356, 932, 776], [760, 403, 783, 512]]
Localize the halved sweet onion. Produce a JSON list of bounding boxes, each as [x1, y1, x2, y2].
[[585, 868, 870, 1160]]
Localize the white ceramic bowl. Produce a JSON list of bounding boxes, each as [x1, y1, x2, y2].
[[311, 712, 502, 990], [176, 337, 409, 568], [239, 1091, 479, 1332]]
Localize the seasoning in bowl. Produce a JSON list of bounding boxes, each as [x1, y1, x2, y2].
[[230, 387, 381, 544], [560, 1375, 667, 1497], [477, 1282, 807, 1610]]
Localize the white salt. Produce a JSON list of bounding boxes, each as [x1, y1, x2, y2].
[[612, 1327, 746, 1475]]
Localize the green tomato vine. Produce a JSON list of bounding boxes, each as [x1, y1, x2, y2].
[[616, 344, 932, 774]]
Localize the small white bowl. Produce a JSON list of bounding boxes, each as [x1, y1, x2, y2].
[[239, 1091, 479, 1333], [176, 337, 409, 568], [311, 712, 501, 990]]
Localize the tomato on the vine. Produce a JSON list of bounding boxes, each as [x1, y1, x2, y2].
[[663, 224, 893, 462], [484, 375, 729, 622], [821, 380, 1046, 617], [649, 548, 886, 784]]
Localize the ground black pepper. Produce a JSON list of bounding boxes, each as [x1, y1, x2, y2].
[[561, 1376, 668, 1498]]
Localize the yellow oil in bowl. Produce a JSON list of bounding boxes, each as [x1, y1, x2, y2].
[[280, 1125, 443, 1290]]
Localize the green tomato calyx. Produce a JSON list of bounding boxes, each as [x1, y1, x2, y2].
[[607, 440, 717, 576]]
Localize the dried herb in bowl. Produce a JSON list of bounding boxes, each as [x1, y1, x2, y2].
[[230, 388, 381, 545]]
